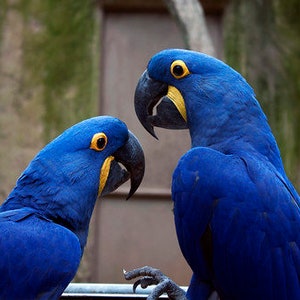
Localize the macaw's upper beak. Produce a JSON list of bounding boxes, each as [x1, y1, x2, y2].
[[134, 70, 188, 139], [100, 132, 145, 200]]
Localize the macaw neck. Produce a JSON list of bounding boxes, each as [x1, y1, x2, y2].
[[187, 101, 285, 175], [1, 158, 99, 251], [2, 188, 95, 251]]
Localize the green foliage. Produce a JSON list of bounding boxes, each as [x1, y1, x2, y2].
[[23, 0, 99, 142], [0, 0, 7, 42], [275, 0, 300, 158], [224, 0, 300, 184], [0, 0, 99, 200]]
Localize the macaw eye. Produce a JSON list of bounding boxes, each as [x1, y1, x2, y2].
[[170, 60, 190, 79], [90, 133, 108, 151]]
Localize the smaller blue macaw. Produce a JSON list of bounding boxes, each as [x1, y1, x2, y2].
[[0, 116, 144, 299]]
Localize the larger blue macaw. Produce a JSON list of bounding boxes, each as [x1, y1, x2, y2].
[[0, 116, 144, 299], [124, 49, 300, 300]]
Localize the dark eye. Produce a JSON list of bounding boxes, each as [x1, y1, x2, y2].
[[173, 65, 184, 77], [96, 137, 106, 150], [90, 133, 108, 151], [170, 60, 190, 79]]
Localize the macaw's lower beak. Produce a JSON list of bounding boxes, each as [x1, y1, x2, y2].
[[134, 70, 188, 139], [100, 132, 145, 200]]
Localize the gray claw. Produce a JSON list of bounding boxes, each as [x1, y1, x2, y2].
[[124, 266, 187, 300], [133, 276, 158, 292]]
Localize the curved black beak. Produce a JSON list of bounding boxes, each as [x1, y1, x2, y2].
[[101, 131, 145, 200], [134, 70, 187, 138]]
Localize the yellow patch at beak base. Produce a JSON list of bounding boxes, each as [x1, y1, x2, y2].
[[99, 156, 115, 196], [167, 86, 187, 122]]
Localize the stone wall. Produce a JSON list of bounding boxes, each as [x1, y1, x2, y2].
[[0, 0, 99, 199]]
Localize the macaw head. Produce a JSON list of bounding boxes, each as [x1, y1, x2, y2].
[[134, 49, 275, 153], [35, 115, 144, 199], [4, 116, 145, 247]]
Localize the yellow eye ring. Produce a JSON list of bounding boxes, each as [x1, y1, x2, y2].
[[90, 133, 108, 151], [170, 60, 190, 79]]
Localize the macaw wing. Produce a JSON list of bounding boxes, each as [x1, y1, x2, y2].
[[172, 147, 300, 299], [0, 208, 81, 299], [172, 147, 228, 299], [172, 154, 214, 278]]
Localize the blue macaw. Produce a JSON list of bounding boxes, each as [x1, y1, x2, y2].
[[125, 49, 300, 300], [0, 116, 144, 299]]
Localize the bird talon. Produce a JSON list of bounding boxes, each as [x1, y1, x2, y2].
[[132, 279, 141, 293], [124, 266, 187, 300]]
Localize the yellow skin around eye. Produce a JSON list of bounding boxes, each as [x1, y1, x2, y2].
[[170, 60, 190, 79], [89, 132, 112, 196], [168, 60, 189, 121], [90, 133, 107, 151]]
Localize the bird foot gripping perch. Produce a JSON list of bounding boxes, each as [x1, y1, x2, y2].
[[124, 266, 187, 300]]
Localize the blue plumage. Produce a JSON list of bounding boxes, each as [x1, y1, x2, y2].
[[0, 116, 144, 299], [133, 49, 300, 299], [0, 208, 81, 299]]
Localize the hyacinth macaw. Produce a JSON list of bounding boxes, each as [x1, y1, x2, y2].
[[0, 116, 144, 299], [125, 49, 300, 300]]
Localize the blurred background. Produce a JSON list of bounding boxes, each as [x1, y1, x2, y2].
[[0, 0, 299, 286]]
